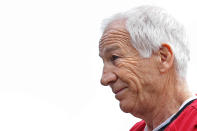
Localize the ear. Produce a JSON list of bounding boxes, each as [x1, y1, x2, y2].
[[158, 43, 174, 73]]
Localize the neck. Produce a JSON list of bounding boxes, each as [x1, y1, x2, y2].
[[144, 75, 193, 130]]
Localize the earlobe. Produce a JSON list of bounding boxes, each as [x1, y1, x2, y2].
[[158, 44, 174, 73]]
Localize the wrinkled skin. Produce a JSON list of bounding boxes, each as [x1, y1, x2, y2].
[[99, 19, 192, 130], [99, 19, 161, 116]]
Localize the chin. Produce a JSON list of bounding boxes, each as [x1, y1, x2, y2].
[[119, 101, 133, 113]]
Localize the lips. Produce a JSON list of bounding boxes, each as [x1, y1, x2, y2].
[[113, 87, 128, 94]]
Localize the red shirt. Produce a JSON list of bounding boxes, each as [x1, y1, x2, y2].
[[130, 99, 197, 131]]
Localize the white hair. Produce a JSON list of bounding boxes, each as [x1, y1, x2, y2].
[[101, 5, 190, 78]]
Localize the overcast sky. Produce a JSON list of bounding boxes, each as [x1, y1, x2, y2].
[[0, 0, 197, 131]]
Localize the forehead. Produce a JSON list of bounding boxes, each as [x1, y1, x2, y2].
[[99, 19, 131, 52]]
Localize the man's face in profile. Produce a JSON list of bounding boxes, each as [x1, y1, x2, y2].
[[99, 19, 160, 115]]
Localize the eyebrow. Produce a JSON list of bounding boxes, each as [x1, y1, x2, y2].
[[99, 45, 120, 58], [104, 45, 120, 53]]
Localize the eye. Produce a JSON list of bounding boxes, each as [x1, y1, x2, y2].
[[111, 55, 119, 61]]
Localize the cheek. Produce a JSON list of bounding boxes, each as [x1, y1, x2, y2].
[[117, 59, 139, 78], [116, 61, 148, 114], [116, 60, 144, 91]]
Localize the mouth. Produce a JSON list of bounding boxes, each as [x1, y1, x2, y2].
[[113, 87, 128, 94]]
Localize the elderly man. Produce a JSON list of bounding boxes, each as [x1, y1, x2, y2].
[[99, 5, 197, 131]]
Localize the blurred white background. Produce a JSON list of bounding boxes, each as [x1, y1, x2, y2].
[[0, 0, 197, 131]]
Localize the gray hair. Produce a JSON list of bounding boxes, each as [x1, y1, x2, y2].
[[101, 5, 190, 78]]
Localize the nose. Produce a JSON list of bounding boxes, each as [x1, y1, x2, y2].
[[100, 66, 117, 86]]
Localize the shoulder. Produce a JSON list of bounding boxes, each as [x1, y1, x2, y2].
[[191, 99, 197, 109], [167, 99, 197, 130], [129, 120, 146, 131]]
